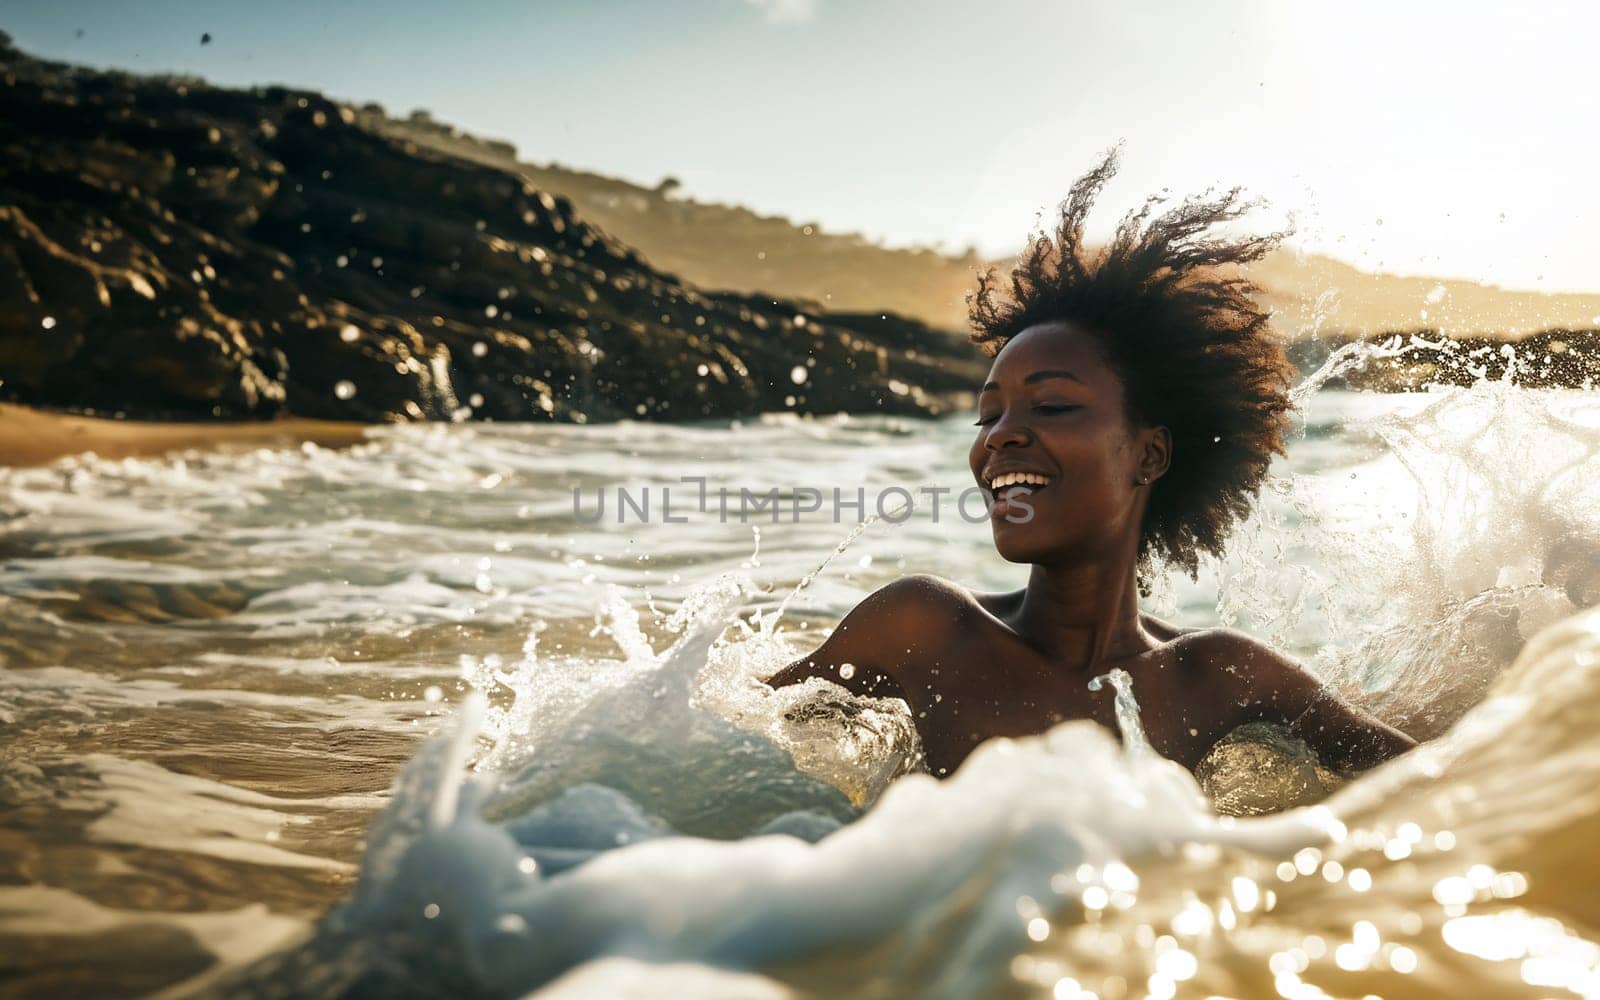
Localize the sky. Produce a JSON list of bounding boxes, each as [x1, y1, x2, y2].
[[4, 0, 1598, 292]]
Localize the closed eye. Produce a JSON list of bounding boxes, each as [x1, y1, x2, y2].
[[975, 404, 1078, 426]]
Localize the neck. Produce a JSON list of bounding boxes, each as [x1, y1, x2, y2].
[[1014, 534, 1150, 671]]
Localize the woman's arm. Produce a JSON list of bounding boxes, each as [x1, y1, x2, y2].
[[1256, 657, 1416, 772], [1210, 631, 1417, 772]]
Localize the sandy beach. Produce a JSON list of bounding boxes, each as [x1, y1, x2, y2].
[[0, 403, 374, 468]]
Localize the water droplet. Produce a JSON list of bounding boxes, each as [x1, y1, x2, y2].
[[472, 342, 489, 357], [838, 662, 856, 680], [1432, 875, 1473, 905], [423, 685, 443, 702], [339, 324, 360, 343], [422, 903, 440, 919], [333, 380, 357, 400], [1232, 876, 1260, 912], [1155, 947, 1197, 981], [41, 316, 56, 330], [790, 365, 808, 385]]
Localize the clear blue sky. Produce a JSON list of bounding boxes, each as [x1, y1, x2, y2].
[[5, 0, 1598, 292]]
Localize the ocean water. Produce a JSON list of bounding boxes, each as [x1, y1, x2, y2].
[[4, 379, 1600, 999]]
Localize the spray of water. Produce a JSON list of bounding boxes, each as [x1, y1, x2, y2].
[[210, 339, 1600, 999]]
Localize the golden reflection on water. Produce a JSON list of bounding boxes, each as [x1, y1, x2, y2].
[[8, 392, 1600, 997], [965, 607, 1600, 1000]]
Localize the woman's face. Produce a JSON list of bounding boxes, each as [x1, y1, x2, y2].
[[967, 321, 1164, 565]]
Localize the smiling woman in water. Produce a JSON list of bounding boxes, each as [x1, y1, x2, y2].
[[767, 150, 1417, 778]]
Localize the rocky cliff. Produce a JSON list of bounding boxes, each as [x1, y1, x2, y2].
[[0, 35, 984, 423]]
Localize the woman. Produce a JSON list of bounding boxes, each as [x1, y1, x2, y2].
[[768, 151, 1416, 778]]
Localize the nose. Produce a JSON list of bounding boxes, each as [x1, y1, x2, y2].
[[982, 413, 1032, 451]]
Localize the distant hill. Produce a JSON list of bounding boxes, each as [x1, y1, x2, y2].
[[362, 107, 983, 336], [1247, 252, 1600, 343], [364, 108, 1600, 342]]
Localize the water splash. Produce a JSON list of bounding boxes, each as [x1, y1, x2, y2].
[[767, 491, 915, 628], [24, 345, 1600, 998], [1087, 669, 1156, 760], [1206, 343, 1600, 740], [230, 600, 1600, 1000]]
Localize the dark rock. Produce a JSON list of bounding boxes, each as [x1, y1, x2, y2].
[[0, 39, 985, 424]]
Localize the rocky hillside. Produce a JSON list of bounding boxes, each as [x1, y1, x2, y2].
[[0, 35, 985, 423], [365, 109, 986, 334]]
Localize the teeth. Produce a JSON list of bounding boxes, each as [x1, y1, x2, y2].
[[988, 472, 1051, 489]]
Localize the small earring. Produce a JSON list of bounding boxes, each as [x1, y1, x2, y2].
[[1137, 475, 1150, 485]]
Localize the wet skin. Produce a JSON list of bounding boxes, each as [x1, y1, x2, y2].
[[768, 321, 1417, 778]]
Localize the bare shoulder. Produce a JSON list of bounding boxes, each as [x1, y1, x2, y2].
[[1173, 626, 1287, 662], [844, 573, 977, 640], [865, 572, 971, 606], [1169, 626, 1318, 696], [765, 573, 971, 698]]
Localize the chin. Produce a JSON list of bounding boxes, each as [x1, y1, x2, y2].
[[990, 515, 1102, 566], [989, 522, 1056, 564]]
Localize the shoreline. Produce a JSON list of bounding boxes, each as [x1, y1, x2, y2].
[[0, 403, 374, 468]]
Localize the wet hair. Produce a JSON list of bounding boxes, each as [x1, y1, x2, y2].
[[968, 147, 1295, 581]]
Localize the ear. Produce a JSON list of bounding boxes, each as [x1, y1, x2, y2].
[[1137, 425, 1172, 484]]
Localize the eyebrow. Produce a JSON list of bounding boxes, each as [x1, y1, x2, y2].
[[980, 370, 1084, 392]]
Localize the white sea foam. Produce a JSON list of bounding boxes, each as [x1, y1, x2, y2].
[[299, 591, 1600, 999], [11, 366, 1600, 998], [322, 587, 1329, 998]]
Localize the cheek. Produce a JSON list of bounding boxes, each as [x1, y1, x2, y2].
[[1043, 431, 1133, 493], [967, 436, 986, 475]]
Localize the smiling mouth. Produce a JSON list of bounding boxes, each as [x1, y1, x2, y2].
[[985, 470, 1049, 492], [983, 470, 1053, 501]]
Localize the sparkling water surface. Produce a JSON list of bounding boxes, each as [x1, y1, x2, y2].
[[6, 386, 1600, 998]]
